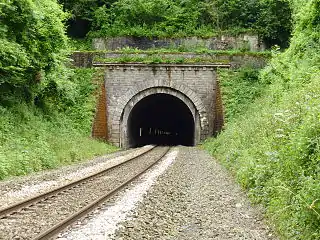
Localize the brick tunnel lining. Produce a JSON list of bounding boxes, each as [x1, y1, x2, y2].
[[128, 93, 195, 147]]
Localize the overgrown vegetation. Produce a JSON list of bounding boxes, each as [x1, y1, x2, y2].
[[218, 67, 266, 121], [101, 47, 272, 56], [60, 0, 292, 48], [0, 1, 117, 180], [0, 68, 117, 180], [93, 57, 266, 66], [91, 47, 271, 64], [94, 55, 229, 64], [204, 0, 320, 239], [0, 0, 70, 106]]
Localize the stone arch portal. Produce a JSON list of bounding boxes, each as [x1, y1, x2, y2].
[[120, 87, 203, 149], [91, 64, 226, 148]]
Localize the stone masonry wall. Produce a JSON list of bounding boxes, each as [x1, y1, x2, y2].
[[71, 52, 269, 69], [103, 63, 226, 147], [93, 35, 265, 51]]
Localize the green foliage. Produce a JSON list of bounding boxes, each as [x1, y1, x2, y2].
[[61, 0, 292, 47], [202, 0, 292, 47], [58, 0, 117, 20], [204, 0, 320, 238], [0, 69, 118, 180], [89, 0, 205, 38], [0, 104, 117, 180], [0, 1, 118, 181], [94, 55, 232, 64], [255, 0, 293, 47], [0, 2, 118, 181], [64, 69, 99, 132], [218, 67, 266, 121], [0, 0, 70, 105], [69, 38, 92, 51]]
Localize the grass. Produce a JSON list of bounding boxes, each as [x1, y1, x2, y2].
[[0, 69, 118, 180], [77, 46, 272, 57], [202, 2, 320, 235], [203, 42, 320, 240], [217, 67, 266, 122], [93, 56, 230, 64]]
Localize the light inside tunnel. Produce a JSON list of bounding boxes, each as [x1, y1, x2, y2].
[[128, 93, 195, 147]]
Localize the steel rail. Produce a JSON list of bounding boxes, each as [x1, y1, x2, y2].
[[34, 147, 171, 240], [0, 145, 157, 218]]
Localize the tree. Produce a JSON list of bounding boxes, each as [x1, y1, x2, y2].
[[0, 0, 69, 104]]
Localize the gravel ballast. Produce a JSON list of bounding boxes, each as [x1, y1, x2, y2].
[[112, 146, 277, 240], [0, 146, 278, 239], [55, 146, 277, 240], [0, 146, 152, 209], [57, 148, 179, 240], [0, 146, 167, 240]]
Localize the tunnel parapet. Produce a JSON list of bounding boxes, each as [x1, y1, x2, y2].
[[72, 52, 269, 69], [94, 63, 228, 148]]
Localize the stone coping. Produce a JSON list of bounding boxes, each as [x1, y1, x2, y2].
[[92, 62, 231, 68]]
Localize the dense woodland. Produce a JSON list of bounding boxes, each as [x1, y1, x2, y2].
[[60, 0, 292, 47], [1, 0, 292, 106], [0, 0, 320, 239]]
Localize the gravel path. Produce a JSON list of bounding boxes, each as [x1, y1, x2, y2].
[[113, 146, 277, 240]]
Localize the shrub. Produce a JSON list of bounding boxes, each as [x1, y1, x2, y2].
[[204, 0, 320, 238], [0, 69, 118, 180]]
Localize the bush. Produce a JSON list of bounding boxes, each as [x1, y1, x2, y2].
[[0, 69, 118, 180], [0, 0, 70, 105], [218, 67, 266, 122], [61, 0, 292, 47], [204, 0, 320, 238]]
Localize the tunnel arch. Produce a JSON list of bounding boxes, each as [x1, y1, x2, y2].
[[127, 93, 195, 147], [111, 81, 209, 148], [119, 87, 202, 148]]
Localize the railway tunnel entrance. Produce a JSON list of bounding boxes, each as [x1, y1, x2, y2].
[[127, 93, 195, 147]]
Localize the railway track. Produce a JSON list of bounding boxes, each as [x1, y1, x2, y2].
[[0, 146, 171, 240]]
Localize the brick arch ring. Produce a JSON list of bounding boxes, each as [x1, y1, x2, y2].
[[112, 81, 209, 148]]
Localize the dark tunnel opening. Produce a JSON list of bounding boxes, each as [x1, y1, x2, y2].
[[128, 93, 195, 147]]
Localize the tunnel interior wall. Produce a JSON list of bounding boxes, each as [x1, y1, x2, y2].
[[128, 94, 194, 147]]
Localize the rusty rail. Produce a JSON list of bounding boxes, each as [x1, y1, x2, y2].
[[0, 146, 156, 218], [34, 146, 170, 240]]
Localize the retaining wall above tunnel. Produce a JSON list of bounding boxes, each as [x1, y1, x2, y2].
[[100, 63, 228, 148]]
